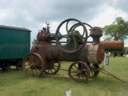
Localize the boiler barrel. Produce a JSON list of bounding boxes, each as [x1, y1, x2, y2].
[[87, 44, 104, 64], [100, 40, 124, 50]]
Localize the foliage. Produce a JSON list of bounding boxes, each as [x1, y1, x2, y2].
[[104, 17, 128, 40], [32, 39, 38, 45], [32, 39, 40, 47]]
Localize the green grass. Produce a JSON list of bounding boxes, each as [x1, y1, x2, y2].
[[0, 57, 128, 96]]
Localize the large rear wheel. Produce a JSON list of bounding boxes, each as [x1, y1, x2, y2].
[[90, 63, 100, 78], [68, 61, 90, 81]]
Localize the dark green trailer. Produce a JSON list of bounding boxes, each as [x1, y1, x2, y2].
[[0, 25, 31, 70]]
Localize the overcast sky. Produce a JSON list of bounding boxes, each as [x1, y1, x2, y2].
[[0, 0, 128, 41]]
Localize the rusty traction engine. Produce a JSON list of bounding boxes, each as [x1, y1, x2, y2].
[[23, 18, 124, 81]]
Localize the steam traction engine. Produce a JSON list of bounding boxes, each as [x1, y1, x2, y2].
[[23, 18, 124, 81]]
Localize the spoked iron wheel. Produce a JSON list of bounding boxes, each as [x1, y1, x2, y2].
[[90, 64, 100, 78], [68, 61, 90, 81], [23, 53, 43, 77], [44, 62, 61, 75]]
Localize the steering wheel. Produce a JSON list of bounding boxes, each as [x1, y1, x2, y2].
[[55, 18, 89, 53]]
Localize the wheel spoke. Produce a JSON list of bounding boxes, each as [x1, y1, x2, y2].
[[55, 18, 88, 53], [68, 62, 90, 81], [23, 54, 42, 77], [44, 62, 60, 75]]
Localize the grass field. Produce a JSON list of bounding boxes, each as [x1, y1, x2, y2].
[[0, 57, 128, 96]]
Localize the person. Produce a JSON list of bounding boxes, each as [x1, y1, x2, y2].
[[103, 51, 110, 65]]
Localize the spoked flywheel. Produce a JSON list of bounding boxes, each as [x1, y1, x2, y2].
[[68, 61, 91, 81], [23, 53, 44, 77], [44, 62, 61, 75], [55, 18, 88, 53]]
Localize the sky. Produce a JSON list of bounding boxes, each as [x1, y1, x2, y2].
[[0, 0, 128, 43]]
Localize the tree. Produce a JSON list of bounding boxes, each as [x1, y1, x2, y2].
[[32, 39, 39, 46], [104, 17, 128, 40]]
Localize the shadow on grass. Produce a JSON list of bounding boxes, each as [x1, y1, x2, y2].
[[0, 69, 127, 92], [39, 73, 128, 90], [0, 70, 30, 87]]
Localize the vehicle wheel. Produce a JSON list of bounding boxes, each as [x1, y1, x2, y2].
[[68, 61, 90, 81], [90, 64, 100, 78], [16, 60, 23, 70], [23, 53, 43, 77], [1, 63, 9, 71], [44, 62, 61, 75]]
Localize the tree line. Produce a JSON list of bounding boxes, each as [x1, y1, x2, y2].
[[104, 17, 128, 40]]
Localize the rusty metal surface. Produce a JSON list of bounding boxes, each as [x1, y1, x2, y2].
[[30, 41, 62, 75], [87, 44, 104, 64], [90, 27, 103, 37], [100, 40, 124, 50], [90, 27, 103, 44]]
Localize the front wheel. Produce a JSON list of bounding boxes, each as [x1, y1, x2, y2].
[[22, 53, 43, 77]]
